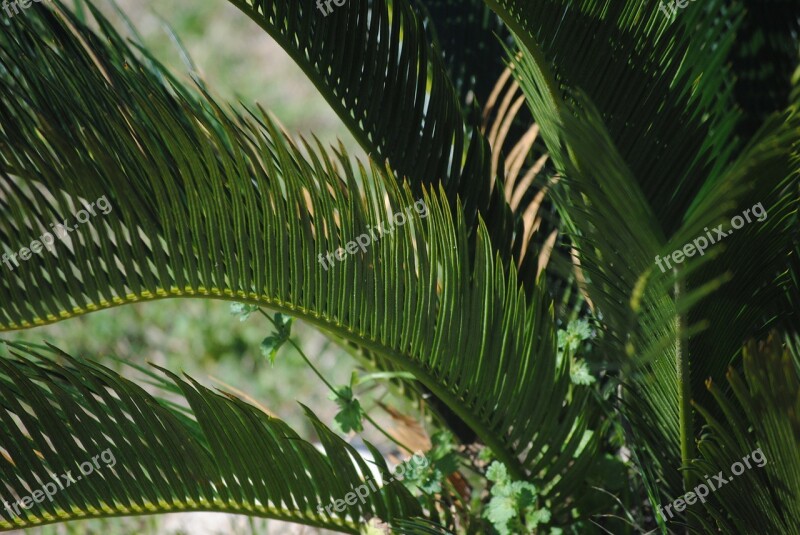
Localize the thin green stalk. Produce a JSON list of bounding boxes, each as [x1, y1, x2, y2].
[[260, 309, 338, 393], [362, 412, 415, 456], [19, 290, 529, 481], [674, 276, 694, 493], [259, 310, 416, 455]]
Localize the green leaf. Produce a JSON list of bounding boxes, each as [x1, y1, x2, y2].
[[557, 319, 592, 354], [569, 360, 595, 387], [398, 455, 441, 495], [484, 461, 548, 534], [428, 430, 459, 477], [512, 481, 538, 508], [230, 302, 260, 321], [484, 495, 517, 534], [259, 313, 293, 365], [259, 336, 280, 365], [330, 386, 365, 434], [524, 507, 551, 529], [486, 461, 510, 485], [383, 424, 453, 496], [409, 468, 444, 495], [478, 447, 495, 463], [556, 320, 595, 386]]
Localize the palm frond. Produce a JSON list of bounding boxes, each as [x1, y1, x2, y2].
[[483, 0, 800, 513], [685, 110, 800, 412], [414, 0, 511, 107], [480, 66, 589, 327], [483, 0, 743, 229], [690, 333, 800, 534], [0, 1, 596, 505], [0, 342, 420, 532], [509, 48, 799, 515], [221, 0, 518, 263]]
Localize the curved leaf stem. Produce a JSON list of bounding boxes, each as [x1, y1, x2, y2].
[[259, 310, 418, 455], [674, 274, 695, 494], [8, 290, 528, 480]]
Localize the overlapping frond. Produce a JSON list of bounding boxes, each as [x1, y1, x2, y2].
[[510, 46, 797, 530], [221, 0, 518, 265], [690, 334, 800, 534], [414, 0, 511, 107], [483, 0, 743, 231], [0, 342, 419, 532], [478, 0, 800, 517], [480, 67, 585, 321], [686, 110, 800, 408], [0, 1, 595, 505]]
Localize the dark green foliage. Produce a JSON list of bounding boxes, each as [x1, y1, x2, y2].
[[729, 0, 800, 137], [414, 0, 511, 106], [226, 0, 518, 266], [0, 0, 797, 533], [691, 334, 800, 534], [0, 342, 420, 531]]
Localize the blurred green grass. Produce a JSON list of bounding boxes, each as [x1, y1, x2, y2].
[[105, 0, 363, 151], [3, 300, 356, 432]]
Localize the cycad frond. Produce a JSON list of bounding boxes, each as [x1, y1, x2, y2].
[[0, 342, 420, 532], [506, 22, 799, 516], [690, 334, 800, 534], [414, 0, 511, 107], [0, 2, 595, 498], [479, 0, 800, 510], [480, 66, 583, 319], [483, 0, 742, 229], [223, 0, 517, 262]]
